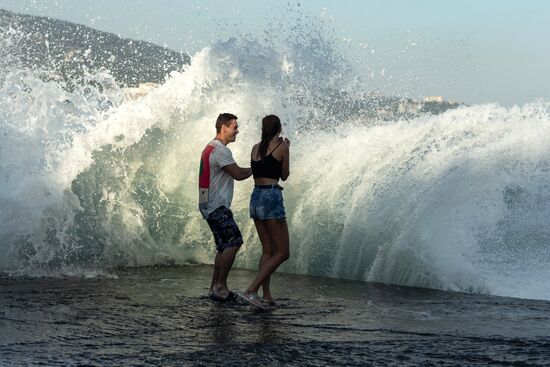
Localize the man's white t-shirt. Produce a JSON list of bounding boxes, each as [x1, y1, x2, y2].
[[198, 139, 236, 218]]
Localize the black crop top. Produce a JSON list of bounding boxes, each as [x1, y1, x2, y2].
[[251, 142, 283, 180]]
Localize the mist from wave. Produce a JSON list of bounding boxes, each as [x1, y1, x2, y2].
[[1, 19, 550, 301]]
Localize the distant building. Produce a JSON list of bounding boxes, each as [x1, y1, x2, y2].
[[424, 96, 444, 103], [122, 82, 159, 101], [398, 99, 421, 114]]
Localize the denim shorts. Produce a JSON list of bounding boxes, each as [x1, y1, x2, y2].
[[249, 185, 286, 220], [206, 206, 243, 252]]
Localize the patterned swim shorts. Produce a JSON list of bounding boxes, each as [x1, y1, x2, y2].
[[249, 185, 286, 220], [206, 206, 243, 252]]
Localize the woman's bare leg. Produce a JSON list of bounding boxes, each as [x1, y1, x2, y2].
[[247, 218, 289, 293], [254, 219, 273, 300]]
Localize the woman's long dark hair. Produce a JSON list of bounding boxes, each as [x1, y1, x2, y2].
[[258, 115, 281, 159]]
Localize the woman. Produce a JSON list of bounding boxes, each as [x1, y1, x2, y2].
[[241, 115, 290, 308]]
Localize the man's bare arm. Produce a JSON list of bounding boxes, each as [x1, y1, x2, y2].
[[223, 164, 252, 181]]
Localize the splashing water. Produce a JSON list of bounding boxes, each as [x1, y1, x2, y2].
[[1, 21, 550, 301]]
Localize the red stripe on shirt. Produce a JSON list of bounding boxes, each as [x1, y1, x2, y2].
[[199, 144, 215, 189]]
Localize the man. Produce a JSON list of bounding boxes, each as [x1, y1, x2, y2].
[[199, 113, 252, 301]]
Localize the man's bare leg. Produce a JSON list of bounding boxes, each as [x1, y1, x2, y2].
[[210, 251, 222, 293], [212, 246, 240, 298]]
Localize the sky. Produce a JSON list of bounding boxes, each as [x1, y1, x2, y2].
[[1, 0, 550, 106]]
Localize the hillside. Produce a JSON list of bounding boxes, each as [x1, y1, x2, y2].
[[0, 9, 190, 86]]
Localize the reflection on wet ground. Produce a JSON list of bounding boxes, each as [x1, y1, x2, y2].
[[1, 265, 550, 366]]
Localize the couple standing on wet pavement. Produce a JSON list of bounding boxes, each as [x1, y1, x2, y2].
[[198, 113, 290, 309]]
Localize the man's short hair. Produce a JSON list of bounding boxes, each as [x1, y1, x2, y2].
[[216, 113, 238, 133]]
